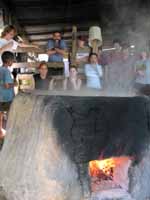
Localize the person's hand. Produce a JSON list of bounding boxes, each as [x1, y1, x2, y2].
[[50, 49, 56, 55], [70, 78, 76, 84], [32, 44, 40, 49], [55, 48, 60, 52], [0, 129, 5, 139]]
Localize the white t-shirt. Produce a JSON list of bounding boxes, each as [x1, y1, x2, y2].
[[0, 38, 18, 65], [85, 63, 103, 89]]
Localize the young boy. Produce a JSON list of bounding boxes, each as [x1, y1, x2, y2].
[[0, 51, 15, 139]]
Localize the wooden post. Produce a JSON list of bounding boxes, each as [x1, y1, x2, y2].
[[0, 9, 4, 28], [91, 39, 99, 54], [71, 25, 77, 66]]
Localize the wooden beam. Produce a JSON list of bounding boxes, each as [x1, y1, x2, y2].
[[71, 26, 77, 65], [14, 47, 45, 54], [18, 18, 99, 26], [14, 0, 97, 8], [12, 62, 64, 69], [28, 32, 88, 41], [24, 23, 95, 32], [26, 28, 89, 36]]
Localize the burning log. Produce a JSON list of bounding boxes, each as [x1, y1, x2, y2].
[[89, 156, 132, 193]]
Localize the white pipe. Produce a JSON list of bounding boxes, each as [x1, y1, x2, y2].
[[102, 47, 116, 52]]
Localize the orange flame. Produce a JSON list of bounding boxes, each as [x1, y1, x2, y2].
[[89, 158, 116, 177], [89, 156, 132, 178]]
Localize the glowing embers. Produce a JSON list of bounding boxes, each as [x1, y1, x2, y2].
[[89, 158, 115, 179], [89, 156, 132, 192]]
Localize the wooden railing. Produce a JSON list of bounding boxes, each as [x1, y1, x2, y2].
[[12, 62, 64, 69]]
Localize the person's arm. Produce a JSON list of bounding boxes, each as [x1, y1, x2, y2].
[[104, 65, 109, 88], [3, 69, 14, 89], [4, 83, 14, 89], [76, 79, 82, 90], [18, 42, 39, 49], [55, 48, 66, 56], [0, 41, 14, 54], [49, 78, 54, 90], [97, 64, 103, 77], [30, 75, 35, 90], [47, 40, 56, 56], [55, 40, 67, 56], [47, 49, 57, 56], [69, 77, 82, 90], [84, 64, 91, 77], [63, 78, 67, 90]]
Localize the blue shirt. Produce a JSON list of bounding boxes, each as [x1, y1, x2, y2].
[[85, 64, 103, 89], [0, 67, 14, 102], [47, 39, 67, 62]]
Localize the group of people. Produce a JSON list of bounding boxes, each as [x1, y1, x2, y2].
[[32, 29, 104, 91], [1, 24, 150, 139], [33, 52, 102, 91], [0, 25, 41, 139], [0, 25, 103, 139], [34, 33, 150, 95], [105, 41, 150, 95]]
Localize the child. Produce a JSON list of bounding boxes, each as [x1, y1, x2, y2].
[[0, 51, 15, 139], [63, 66, 82, 90]]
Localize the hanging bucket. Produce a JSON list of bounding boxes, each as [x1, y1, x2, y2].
[[89, 26, 102, 53]]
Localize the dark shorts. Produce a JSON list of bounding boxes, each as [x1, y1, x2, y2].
[[0, 102, 12, 112]]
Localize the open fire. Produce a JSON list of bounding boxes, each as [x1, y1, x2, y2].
[[89, 156, 133, 193], [89, 158, 115, 179]]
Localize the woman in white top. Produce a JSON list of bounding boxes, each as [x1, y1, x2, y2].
[[85, 53, 103, 89], [0, 25, 38, 65]]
